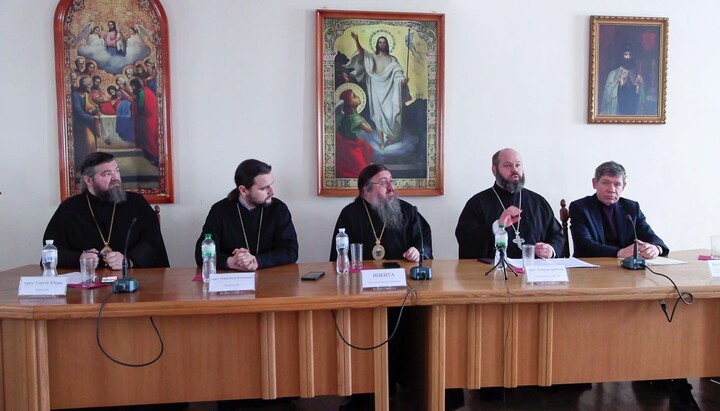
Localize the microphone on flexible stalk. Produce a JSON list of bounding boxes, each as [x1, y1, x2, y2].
[[113, 217, 140, 292], [620, 215, 645, 270], [409, 206, 432, 280]]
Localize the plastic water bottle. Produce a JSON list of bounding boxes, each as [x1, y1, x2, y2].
[[41, 240, 58, 277], [335, 228, 349, 275], [201, 234, 216, 283], [494, 225, 508, 266]]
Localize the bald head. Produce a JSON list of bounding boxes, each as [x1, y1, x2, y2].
[[492, 148, 521, 168], [492, 148, 525, 192]]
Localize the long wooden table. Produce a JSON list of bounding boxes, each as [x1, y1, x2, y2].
[[0, 261, 407, 411], [412, 250, 720, 409], [1, 251, 719, 410]]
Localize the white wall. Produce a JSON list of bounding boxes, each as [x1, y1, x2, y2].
[[1, 0, 719, 270]]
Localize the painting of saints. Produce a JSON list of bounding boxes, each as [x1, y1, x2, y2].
[[335, 84, 375, 178], [55, 0, 173, 202], [333, 24, 432, 180]]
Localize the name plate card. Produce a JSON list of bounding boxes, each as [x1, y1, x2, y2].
[[18, 276, 68, 296], [361, 268, 407, 289], [524, 265, 569, 284], [208, 273, 256, 293], [708, 260, 720, 277]]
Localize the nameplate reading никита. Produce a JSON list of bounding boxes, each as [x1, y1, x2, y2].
[[361, 268, 407, 289]]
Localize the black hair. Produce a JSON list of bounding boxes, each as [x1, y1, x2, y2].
[[356, 164, 389, 197], [227, 159, 272, 202]]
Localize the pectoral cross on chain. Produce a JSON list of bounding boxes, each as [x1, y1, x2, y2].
[[512, 235, 525, 249]]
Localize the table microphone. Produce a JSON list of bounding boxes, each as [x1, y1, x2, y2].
[[409, 206, 432, 280], [620, 215, 645, 270], [113, 217, 140, 292]]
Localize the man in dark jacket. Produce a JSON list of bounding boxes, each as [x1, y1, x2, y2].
[[569, 161, 668, 259]]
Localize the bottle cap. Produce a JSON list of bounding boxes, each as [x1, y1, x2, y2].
[[204, 234, 212, 239], [45, 239, 54, 245], [339, 228, 345, 233]]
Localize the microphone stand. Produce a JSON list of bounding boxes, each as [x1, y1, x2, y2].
[[409, 206, 432, 280], [621, 215, 645, 270], [113, 217, 139, 293], [484, 246, 518, 281]]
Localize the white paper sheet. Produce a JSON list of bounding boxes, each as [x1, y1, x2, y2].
[[643, 257, 687, 266], [507, 257, 599, 269]]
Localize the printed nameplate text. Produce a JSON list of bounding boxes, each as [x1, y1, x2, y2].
[[209, 272, 256, 293], [708, 260, 720, 277], [361, 268, 407, 289], [18, 276, 68, 296], [525, 265, 569, 284]]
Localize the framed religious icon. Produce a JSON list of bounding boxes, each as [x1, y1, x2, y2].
[[588, 15, 668, 124], [53, 0, 173, 203], [316, 10, 445, 196]]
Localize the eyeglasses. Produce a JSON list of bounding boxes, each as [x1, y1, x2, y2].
[[369, 179, 394, 187]]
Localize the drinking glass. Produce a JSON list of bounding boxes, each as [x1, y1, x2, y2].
[[522, 244, 535, 268], [711, 235, 720, 259], [350, 243, 363, 272], [80, 256, 98, 287]]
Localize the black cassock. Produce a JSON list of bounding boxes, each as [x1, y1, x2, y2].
[[455, 184, 564, 259]]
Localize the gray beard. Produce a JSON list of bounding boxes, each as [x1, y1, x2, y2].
[[496, 173, 525, 193], [99, 185, 127, 203], [369, 196, 404, 231]]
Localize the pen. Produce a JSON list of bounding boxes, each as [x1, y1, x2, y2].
[[83, 250, 104, 257]]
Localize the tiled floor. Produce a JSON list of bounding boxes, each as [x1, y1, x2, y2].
[[87, 378, 720, 410]]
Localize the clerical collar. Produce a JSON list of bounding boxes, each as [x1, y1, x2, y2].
[[493, 183, 521, 199], [84, 189, 110, 204], [239, 197, 263, 212]]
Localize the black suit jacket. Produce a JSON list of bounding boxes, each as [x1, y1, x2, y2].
[[569, 195, 668, 258]]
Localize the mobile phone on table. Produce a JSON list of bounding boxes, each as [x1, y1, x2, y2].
[[301, 271, 325, 281], [382, 262, 402, 269]]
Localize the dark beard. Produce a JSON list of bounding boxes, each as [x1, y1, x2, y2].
[[250, 197, 272, 208], [496, 173, 525, 193], [97, 184, 127, 203], [369, 196, 404, 231]]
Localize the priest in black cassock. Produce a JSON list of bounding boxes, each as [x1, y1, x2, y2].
[[455, 148, 564, 259], [194, 159, 298, 271], [329, 164, 431, 262], [330, 164, 457, 410], [43, 152, 169, 269]]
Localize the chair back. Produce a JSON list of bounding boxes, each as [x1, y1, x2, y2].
[[559, 199, 570, 258]]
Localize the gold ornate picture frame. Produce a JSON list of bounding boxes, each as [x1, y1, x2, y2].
[[588, 15, 668, 124], [316, 10, 444, 196]]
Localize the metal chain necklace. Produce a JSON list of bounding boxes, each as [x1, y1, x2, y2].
[[236, 203, 263, 256], [86, 194, 116, 255], [362, 200, 386, 260], [491, 186, 525, 249]]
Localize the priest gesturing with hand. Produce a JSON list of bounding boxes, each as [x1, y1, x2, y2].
[[455, 148, 564, 259]]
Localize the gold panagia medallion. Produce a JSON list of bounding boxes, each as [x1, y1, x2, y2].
[[372, 243, 385, 260], [100, 244, 113, 256]]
